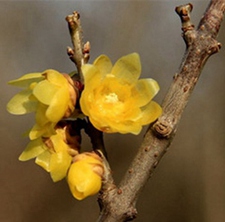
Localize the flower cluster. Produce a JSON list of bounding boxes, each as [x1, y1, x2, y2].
[[7, 69, 104, 200], [7, 53, 161, 201], [80, 53, 162, 135]]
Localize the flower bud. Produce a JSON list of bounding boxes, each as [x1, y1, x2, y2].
[[67, 152, 104, 200]]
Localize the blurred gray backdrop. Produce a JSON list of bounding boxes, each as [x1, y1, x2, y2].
[[1, 0, 225, 222]]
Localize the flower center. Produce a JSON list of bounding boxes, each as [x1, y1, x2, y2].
[[105, 92, 119, 103]]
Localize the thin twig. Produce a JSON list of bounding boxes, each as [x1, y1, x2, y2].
[[66, 11, 90, 83], [97, 1, 225, 221]]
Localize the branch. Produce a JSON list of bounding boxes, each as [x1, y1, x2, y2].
[[66, 11, 90, 83], [97, 1, 225, 221]]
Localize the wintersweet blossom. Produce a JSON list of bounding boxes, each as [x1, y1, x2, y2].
[[19, 128, 73, 182], [80, 53, 162, 135], [67, 152, 104, 200], [7, 69, 77, 139]]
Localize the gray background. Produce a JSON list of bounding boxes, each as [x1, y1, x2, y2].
[[1, 0, 225, 221]]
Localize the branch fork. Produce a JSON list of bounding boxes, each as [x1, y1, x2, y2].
[[97, 1, 224, 221]]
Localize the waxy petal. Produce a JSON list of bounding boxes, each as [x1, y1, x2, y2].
[[19, 138, 45, 161], [29, 122, 56, 140], [50, 132, 68, 153], [134, 78, 160, 107], [82, 64, 102, 89], [7, 89, 38, 114], [35, 150, 51, 172], [50, 151, 72, 182], [46, 87, 70, 122], [93, 55, 113, 76], [111, 53, 141, 83], [8, 73, 44, 88], [35, 103, 49, 126], [44, 69, 67, 86], [140, 101, 162, 125], [33, 80, 59, 105]]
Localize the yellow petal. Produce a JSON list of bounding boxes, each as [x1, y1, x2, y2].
[[29, 124, 45, 140], [46, 87, 70, 122], [133, 78, 160, 107], [33, 80, 59, 105], [73, 153, 102, 165], [90, 116, 142, 135], [8, 73, 44, 88], [49, 151, 72, 182], [140, 101, 162, 125], [50, 132, 68, 153], [29, 123, 56, 140], [43, 69, 67, 86], [35, 103, 49, 126], [111, 53, 141, 83], [7, 89, 38, 114], [19, 138, 45, 161], [93, 55, 113, 76], [35, 150, 51, 172], [81, 64, 102, 88], [44, 129, 73, 181], [114, 122, 142, 135]]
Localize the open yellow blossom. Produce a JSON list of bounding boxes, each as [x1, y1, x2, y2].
[[80, 53, 162, 135], [7, 69, 76, 139], [19, 128, 72, 182], [67, 152, 104, 200]]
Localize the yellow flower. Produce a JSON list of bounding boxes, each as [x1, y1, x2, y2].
[[80, 53, 162, 135], [7, 69, 77, 139], [67, 152, 104, 200], [19, 128, 73, 182]]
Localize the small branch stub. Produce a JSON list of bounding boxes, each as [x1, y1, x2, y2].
[[175, 3, 194, 31], [175, 3, 196, 45]]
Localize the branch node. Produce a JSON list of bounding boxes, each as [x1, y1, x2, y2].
[[153, 117, 174, 138], [209, 40, 222, 55]]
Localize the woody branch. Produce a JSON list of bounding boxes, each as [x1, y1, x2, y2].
[[96, 1, 225, 221]]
